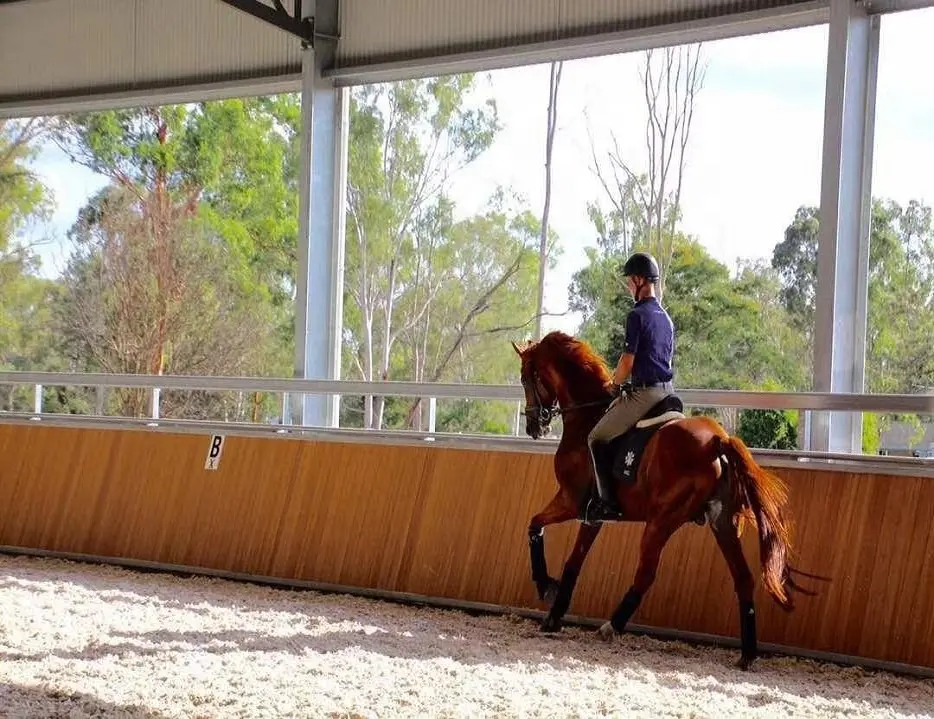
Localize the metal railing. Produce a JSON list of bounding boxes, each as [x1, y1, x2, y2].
[[0, 372, 934, 475], [1, 370, 934, 467], [4, 369, 934, 411]]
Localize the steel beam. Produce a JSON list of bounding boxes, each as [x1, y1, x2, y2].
[[811, 0, 880, 452], [0, 76, 301, 120], [293, 0, 346, 427], [861, 0, 934, 12], [217, 0, 314, 44]]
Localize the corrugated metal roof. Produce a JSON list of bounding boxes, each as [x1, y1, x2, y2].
[[334, 0, 824, 68], [0, 0, 301, 107], [0, 0, 832, 110]]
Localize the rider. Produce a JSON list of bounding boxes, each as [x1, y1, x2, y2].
[[585, 251, 675, 521]]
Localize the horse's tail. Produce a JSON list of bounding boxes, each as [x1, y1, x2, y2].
[[718, 434, 817, 612]]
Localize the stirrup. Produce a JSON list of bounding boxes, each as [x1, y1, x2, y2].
[[584, 496, 623, 523]]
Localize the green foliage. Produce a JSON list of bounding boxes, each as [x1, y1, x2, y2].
[[0, 119, 53, 249], [574, 163, 934, 451], [436, 399, 513, 436], [771, 199, 934, 395], [1, 84, 554, 432], [57, 185, 282, 417], [4, 70, 932, 448], [568, 247, 625, 357], [570, 232, 809, 393], [0, 119, 80, 413], [54, 99, 298, 309], [45, 100, 299, 418], [342, 76, 552, 430], [737, 409, 798, 450], [862, 412, 882, 455], [770, 199, 934, 450], [771, 205, 819, 338]]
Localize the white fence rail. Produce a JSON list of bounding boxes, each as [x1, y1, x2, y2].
[[2, 370, 934, 472], [3, 370, 934, 414]]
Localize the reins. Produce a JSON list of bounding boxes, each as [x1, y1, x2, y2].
[[523, 378, 614, 425]]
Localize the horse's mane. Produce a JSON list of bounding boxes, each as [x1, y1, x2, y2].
[[533, 331, 615, 395]]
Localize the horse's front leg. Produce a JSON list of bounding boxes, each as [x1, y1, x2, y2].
[[528, 492, 576, 604], [540, 520, 602, 632]]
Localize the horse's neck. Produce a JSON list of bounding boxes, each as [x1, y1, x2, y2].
[[557, 387, 604, 412], [554, 361, 611, 409], [555, 374, 611, 440]]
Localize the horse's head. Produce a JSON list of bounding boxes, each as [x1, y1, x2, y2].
[[511, 338, 562, 440], [512, 332, 615, 440]]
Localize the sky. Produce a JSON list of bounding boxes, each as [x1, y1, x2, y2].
[[24, 7, 934, 336]]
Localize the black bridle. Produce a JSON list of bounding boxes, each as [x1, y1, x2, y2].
[[521, 372, 614, 428]]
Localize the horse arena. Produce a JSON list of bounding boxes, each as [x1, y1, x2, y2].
[[0, 554, 929, 718]]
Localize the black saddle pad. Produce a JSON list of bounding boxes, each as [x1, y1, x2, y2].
[[602, 393, 685, 484]]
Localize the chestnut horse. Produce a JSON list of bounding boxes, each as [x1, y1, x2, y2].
[[513, 331, 819, 669]]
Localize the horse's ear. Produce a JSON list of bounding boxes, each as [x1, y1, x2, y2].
[[511, 340, 524, 356]]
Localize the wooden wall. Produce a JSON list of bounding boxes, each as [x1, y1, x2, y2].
[[1, 422, 933, 669]]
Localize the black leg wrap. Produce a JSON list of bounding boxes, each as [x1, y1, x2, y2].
[[610, 588, 643, 633], [740, 600, 757, 661], [528, 526, 547, 585], [548, 565, 581, 620]]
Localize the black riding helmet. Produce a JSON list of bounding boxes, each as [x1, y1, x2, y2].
[[623, 252, 660, 282]]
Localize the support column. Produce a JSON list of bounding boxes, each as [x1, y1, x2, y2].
[[811, 0, 880, 453], [294, 2, 348, 428]]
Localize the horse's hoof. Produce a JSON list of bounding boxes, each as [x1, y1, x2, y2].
[[736, 655, 756, 671], [540, 614, 562, 633], [538, 578, 560, 604], [597, 621, 617, 641]]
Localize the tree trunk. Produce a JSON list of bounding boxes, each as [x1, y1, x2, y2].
[[535, 61, 563, 339], [589, 46, 705, 298]]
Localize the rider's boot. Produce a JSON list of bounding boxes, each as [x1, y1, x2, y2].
[[584, 442, 624, 522]]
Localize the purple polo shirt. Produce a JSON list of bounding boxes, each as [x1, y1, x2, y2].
[[623, 297, 674, 385]]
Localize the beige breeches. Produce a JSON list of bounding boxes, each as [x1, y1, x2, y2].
[[587, 383, 673, 446]]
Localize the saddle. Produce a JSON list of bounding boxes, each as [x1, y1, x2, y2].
[[592, 394, 686, 487]]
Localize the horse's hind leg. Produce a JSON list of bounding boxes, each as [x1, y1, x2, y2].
[[710, 507, 758, 670], [540, 521, 602, 632], [597, 519, 676, 640]]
